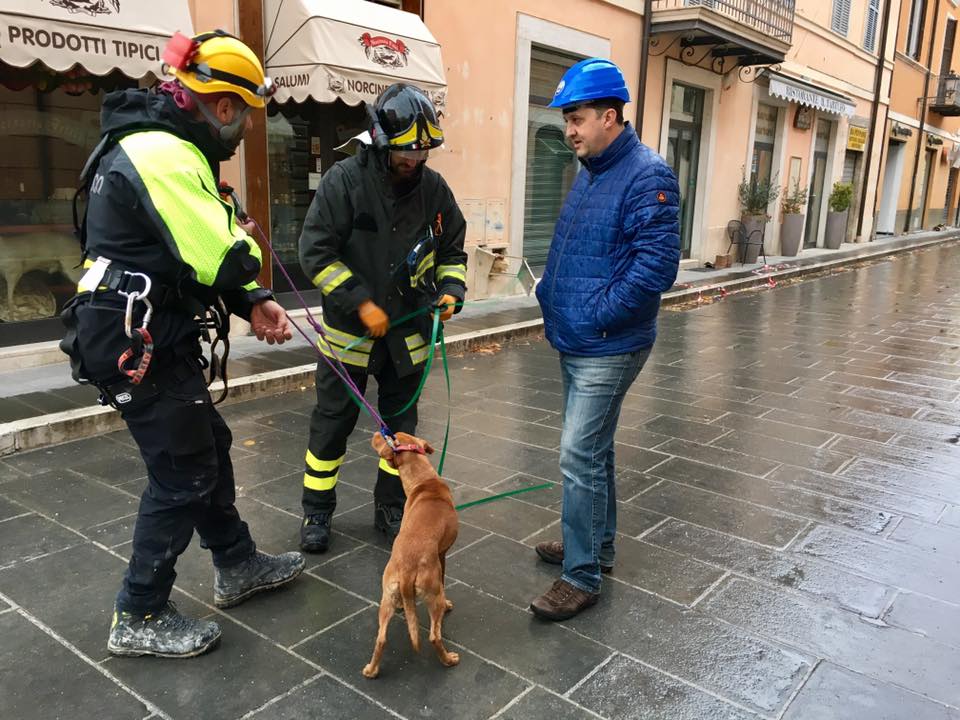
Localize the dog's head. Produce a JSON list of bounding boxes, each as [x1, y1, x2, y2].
[[371, 431, 435, 469]]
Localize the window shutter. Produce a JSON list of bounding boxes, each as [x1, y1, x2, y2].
[[864, 0, 880, 53], [831, 0, 851, 36]]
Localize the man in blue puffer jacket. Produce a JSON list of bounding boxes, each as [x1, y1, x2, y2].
[[531, 58, 680, 621]]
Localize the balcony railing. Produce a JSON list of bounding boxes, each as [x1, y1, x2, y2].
[[930, 73, 960, 116], [652, 0, 796, 44]]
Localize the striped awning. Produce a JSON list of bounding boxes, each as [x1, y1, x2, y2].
[[767, 71, 856, 118], [0, 0, 192, 79]]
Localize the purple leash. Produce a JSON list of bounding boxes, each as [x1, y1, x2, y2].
[[250, 219, 397, 446]]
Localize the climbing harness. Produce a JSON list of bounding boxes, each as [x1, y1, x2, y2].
[[115, 272, 154, 386]]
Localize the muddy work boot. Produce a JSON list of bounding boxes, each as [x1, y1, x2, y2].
[[300, 512, 332, 553], [530, 579, 599, 622], [214, 550, 305, 608], [107, 602, 221, 658], [373, 503, 404, 542], [535, 540, 613, 574]]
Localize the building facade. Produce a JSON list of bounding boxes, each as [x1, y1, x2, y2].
[[877, 0, 960, 235], [0, 0, 951, 357]]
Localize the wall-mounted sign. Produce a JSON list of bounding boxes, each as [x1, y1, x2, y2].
[[794, 105, 814, 130], [927, 134, 944, 147], [890, 122, 913, 138], [847, 126, 867, 151]]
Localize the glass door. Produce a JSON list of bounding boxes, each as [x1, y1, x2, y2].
[[804, 118, 833, 248], [666, 83, 705, 259]]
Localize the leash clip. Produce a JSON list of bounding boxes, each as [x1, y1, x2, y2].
[[380, 427, 398, 451], [117, 272, 153, 339]]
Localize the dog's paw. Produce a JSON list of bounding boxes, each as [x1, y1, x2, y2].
[[442, 652, 460, 667], [444, 599, 453, 612], [362, 664, 380, 679]]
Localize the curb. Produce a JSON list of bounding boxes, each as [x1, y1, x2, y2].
[[2, 233, 956, 455], [0, 319, 545, 456]]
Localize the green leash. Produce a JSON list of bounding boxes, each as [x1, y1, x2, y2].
[[339, 302, 456, 474], [454, 482, 553, 511], [331, 301, 551, 506]]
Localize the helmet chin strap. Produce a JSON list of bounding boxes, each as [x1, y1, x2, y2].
[[182, 85, 251, 149]]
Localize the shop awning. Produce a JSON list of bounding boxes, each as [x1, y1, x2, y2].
[[0, 0, 192, 79], [264, 0, 446, 109], [766, 71, 856, 118]]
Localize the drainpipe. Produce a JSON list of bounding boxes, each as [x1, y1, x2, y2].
[[904, 0, 939, 233], [636, 0, 653, 138], [858, 0, 896, 237]]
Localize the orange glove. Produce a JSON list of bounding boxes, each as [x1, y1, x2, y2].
[[358, 300, 390, 337], [436, 294, 457, 322]]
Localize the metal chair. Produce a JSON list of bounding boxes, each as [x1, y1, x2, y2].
[[725, 220, 767, 266]]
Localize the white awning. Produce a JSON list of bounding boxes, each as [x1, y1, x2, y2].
[[264, 0, 446, 110], [0, 0, 193, 79], [767, 71, 856, 118]]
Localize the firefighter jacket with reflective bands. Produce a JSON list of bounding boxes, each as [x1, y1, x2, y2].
[[63, 88, 272, 384], [299, 145, 468, 377]]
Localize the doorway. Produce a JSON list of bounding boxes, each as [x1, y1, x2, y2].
[[877, 140, 906, 234], [666, 83, 705, 259], [804, 119, 833, 248]]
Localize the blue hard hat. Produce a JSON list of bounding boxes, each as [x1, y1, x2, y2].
[[549, 57, 630, 109]]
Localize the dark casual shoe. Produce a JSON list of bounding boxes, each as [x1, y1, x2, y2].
[[107, 601, 221, 658], [530, 579, 599, 621], [300, 513, 332, 553], [535, 540, 613, 574], [214, 550, 305, 608], [374, 503, 404, 541]]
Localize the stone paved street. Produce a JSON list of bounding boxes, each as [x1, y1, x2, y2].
[[3, 243, 960, 719]]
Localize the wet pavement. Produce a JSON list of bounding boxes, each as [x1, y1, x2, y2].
[[2, 242, 960, 718]]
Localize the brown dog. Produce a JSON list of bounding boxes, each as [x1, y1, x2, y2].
[[363, 432, 460, 678]]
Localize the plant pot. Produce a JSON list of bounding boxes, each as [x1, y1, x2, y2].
[[780, 213, 804, 257], [824, 210, 848, 250], [740, 214, 767, 264]]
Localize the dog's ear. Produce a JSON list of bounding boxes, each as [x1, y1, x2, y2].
[[422, 440, 435, 455]]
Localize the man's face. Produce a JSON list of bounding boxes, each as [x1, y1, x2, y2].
[[389, 149, 429, 178], [562, 106, 615, 159]]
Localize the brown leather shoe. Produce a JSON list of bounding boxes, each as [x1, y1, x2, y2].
[[534, 541, 613, 574], [530, 579, 599, 621]]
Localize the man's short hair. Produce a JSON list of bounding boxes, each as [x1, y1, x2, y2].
[[563, 98, 625, 125]]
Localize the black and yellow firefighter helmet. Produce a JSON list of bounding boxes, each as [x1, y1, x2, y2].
[[370, 84, 443, 151]]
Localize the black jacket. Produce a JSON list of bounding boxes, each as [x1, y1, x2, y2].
[[64, 88, 270, 383], [299, 145, 468, 377]]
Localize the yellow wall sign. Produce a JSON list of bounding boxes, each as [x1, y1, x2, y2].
[[847, 126, 868, 151]]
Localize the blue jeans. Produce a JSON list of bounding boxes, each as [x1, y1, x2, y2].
[[559, 350, 649, 594]]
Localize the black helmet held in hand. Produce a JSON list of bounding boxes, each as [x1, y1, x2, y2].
[[369, 83, 444, 151]]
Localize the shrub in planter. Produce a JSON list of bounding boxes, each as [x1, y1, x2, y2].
[[780, 179, 808, 257], [737, 172, 780, 263], [824, 182, 853, 250]]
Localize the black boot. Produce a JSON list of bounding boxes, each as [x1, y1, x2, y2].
[[214, 550, 305, 608], [374, 503, 404, 542], [107, 601, 221, 658], [300, 512, 332, 553]]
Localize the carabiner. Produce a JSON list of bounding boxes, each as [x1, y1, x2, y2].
[[118, 272, 153, 339]]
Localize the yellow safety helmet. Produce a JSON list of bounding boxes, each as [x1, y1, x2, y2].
[[163, 30, 275, 109]]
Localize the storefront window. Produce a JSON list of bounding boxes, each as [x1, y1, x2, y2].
[[267, 99, 367, 303], [0, 62, 132, 345], [751, 103, 778, 183]]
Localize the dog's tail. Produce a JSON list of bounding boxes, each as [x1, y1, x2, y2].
[[400, 571, 420, 653]]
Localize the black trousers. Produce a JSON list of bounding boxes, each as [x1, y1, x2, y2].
[[301, 358, 422, 516], [114, 362, 254, 615]]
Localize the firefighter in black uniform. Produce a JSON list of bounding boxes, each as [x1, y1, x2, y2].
[[298, 84, 468, 552], [60, 31, 304, 658]]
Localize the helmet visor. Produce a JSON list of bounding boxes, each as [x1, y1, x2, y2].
[[391, 149, 429, 162]]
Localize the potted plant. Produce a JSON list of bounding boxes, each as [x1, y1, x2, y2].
[[737, 171, 780, 263], [780, 179, 808, 257], [824, 181, 853, 250]]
